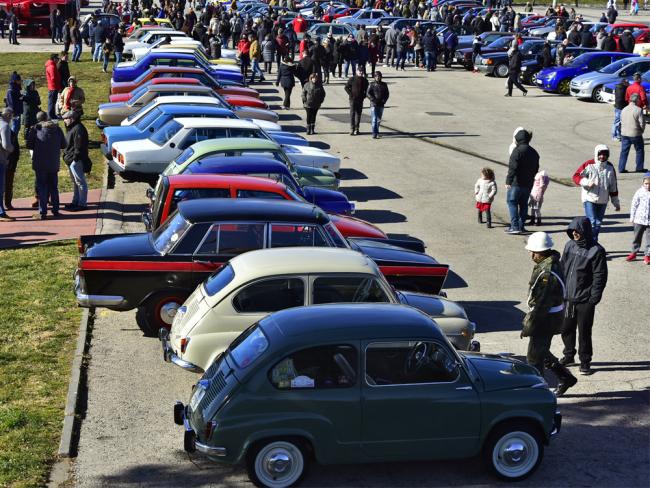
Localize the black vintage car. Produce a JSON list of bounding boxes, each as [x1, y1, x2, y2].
[[75, 199, 450, 336]]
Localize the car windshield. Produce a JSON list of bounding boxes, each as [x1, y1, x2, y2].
[[134, 107, 163, 131], [229, 326, 269, 369], [204, 263, 236, 296], [323, 222, 348, 248], [487, 36, 512, 48], [598, 57, 636, 74], [633, 29, 647, 39], [285, 187, 306, 202], [643, 71, 650, 82], [152, 211, 191, 254], [174, 147, 194, 167], [564, 53, 591, 67], [520, 40, 541, 52], [127, 85, 148, 105], [150, 119, 183, 145]]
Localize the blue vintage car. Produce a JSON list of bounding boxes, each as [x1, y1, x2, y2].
[[112, 51, 244, 84], [101, 106, 307, 159], [184, 156, 354, 215], [535, 51, 638, 94]]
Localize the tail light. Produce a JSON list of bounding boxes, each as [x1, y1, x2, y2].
[[102, 133, 107, 144], [76, 237, 83, 254], [180, 337, 190, 354], [205, 420, 217, 440], [112, 147, 117, 158]]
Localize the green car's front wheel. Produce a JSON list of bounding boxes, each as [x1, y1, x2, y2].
[[484, 421, 544, 481], [247, 439, 308, 488]]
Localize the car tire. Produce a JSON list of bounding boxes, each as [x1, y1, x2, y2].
[[495, 63, 509, 78], [135, 291, 189, 337], [592, 85, 604, 103], [246, 439, 308, 488], [483, 421, 544, 482], [529, 70, 539, 86], [558, 78, 570, 95]]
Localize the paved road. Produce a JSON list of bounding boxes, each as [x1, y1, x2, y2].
[[72, 60, 650, 486]]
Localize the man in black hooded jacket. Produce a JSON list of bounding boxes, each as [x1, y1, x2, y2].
[[560, 217, 608, 376], [505, 128, 539, 234]]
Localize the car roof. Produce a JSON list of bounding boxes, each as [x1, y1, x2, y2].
[[159, 105, 232, 115], [140, 29, 186, 36], [143, 84, 212, 93], [147, 66, 204, 74], [189, 137, 280, 155], [148, 77, 201, 85], [166, 174, 288, 191], [229, 248, 377, 279], [177, 198, 328, 224], [188, 156, 288, 173], [259, 303, 443, 342], [174, 118, 259, 129], [152, 95, 222, 105]]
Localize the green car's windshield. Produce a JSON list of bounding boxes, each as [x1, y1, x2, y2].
[[229, 326, 269, 369], [152, 210, 191, 254], [150, 119, 183, 145]]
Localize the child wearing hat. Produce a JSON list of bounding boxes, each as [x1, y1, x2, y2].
[[627, 171, 650, 264]]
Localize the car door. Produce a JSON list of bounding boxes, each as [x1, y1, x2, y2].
[[361, 340, 480, 461]]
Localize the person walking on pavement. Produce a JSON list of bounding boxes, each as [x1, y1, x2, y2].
[[345, 67, 369, 136], [45, 53, 62, 121], [395, 28, 410, 71], [275, 57, 296, 110], [384, 24, 397, 67], [367, 71, 389, 139], [505, 44, 528, 97], [522, 232, 577, 396], [505, 127, 539, 234], [443, 28, 458, 68], [612, 78, 628, 141], [302, 72, 325, 135], [573, 145, 620, 241], [0, 108, 15, 222], [626, 172, 650, 264], [618, 93, 646, 173], [26, 111, 66, 220], [560, 217, 608, 376], [62, 110, 90, 211], [7, 8, 18, 45]]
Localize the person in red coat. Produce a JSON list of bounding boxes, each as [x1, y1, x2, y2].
[[292, 14, 307, 34], [625, 72, 648, 108], [45, 53, 62, 120], [237, 36, 251, 83]]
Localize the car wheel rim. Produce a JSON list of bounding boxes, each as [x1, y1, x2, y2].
[[255, 441, 304, 488], [156, 297, 184, 327], [594, 88, 604, 102], [492, 431, 538, 478], [497, 65, 508, 77], [559, 80, 569, 95], [531, 72, 538, 85]]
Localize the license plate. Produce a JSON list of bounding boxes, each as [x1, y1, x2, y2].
[[189, 387, 205, 410]]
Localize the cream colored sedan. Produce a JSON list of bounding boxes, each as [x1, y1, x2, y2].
[[161, 248, 478, 373]]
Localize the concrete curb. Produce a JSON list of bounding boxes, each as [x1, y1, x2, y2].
[[57, 307, 94, 458]]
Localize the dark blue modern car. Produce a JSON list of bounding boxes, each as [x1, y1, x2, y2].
[[520, 47, 598, 84], [535, 51, 637, 94], [184, 157, 355, 215], [101, 106, 307, 159], [112, 52, 244, 85]]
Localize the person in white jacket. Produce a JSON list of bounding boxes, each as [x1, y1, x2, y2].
[[572, 144, 621, 242], [626, 172, 650, 264], [474, 167, 497, 228]]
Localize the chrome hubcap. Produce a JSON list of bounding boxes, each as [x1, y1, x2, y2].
[[492, 431, 539, 478], [255, 441, 304, 487], [266, 453, 292, 475], [160, 301, 181, 325], [502, 442, 527, 465]]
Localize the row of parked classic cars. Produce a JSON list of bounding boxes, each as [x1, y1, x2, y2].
[[75, 3, 562, 486]]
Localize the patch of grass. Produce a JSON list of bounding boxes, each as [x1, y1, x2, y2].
[[0, 54, 107, 199], [0, 242, 82, 488]]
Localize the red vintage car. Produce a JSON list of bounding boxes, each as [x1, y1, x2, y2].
[[144, 174, 389, 241], [110, 66, 260, 98], [322, 7, 360, 23], [108, 78, 269, 109]]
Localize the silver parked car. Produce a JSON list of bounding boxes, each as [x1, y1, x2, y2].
[[570, 56, 650, 102]]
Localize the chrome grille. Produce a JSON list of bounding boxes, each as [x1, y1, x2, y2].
[[199, 371, 227, 410]]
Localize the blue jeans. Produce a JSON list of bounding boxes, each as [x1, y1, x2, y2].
[[68, 161, 88, 207], [36, 171, 59, 216], [48, 90, 59, 120], [249, 59, 264, 82], [0, 163, 6, 215], [93, 43, 102, 62], [370, 105, 384, 136], [424, 50, 436, 70], [72, 42, 83, 62], [344, 59, 357, 77], [396, 50, 407, 69], [611, 108, 621, 140], [618, 135, 645, 172], [506, 186, 531, 231], [114, 51, 122, 67], [103, 51, 110, 71], [583, 201, 607, 241], [10, 116, 20, 135]]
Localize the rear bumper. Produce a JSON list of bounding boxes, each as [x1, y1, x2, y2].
[[550, 410, 562, 438], [175, 402, 228, 457], [75, 272, 126, 308], [160, 329, 204, 373]]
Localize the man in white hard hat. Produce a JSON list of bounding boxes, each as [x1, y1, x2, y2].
[[523, 231, 577, 396]]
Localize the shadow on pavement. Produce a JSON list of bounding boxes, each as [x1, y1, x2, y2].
[[353, 209, 407, 224], [309, 140, 331, 150], [339, 168, 368, 180], [459, 300, 525, 333], [279, 124, 307, 133], [277, 113, 303, 121], [442, 269, 468, 289], [340, 186, 402, 201]]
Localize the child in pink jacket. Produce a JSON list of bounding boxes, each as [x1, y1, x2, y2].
[[528, 170, 550, 226]]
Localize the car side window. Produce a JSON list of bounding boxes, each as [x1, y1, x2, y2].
[[312, 276, 390, 304], [233, 277, 305, 313], [236, 189, 285, 199], [365, 341, 459, 386], [269, 224, 328, 247], [169, 188, 231, 215], [180, 127, 229, 149], [269, 345, 357, 389], [196, 223, 266, 255], [587, 57, 611, 70]]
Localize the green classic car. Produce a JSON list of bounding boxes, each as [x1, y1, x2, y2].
[[175, 304, 561, 487], [161, 138, 339, 190]]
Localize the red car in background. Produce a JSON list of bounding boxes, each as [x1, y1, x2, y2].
[[110, 67, 260, 98], [322, 7, 360, 23], [108, 78, 269, 109], [144, 174, 389, 241]]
